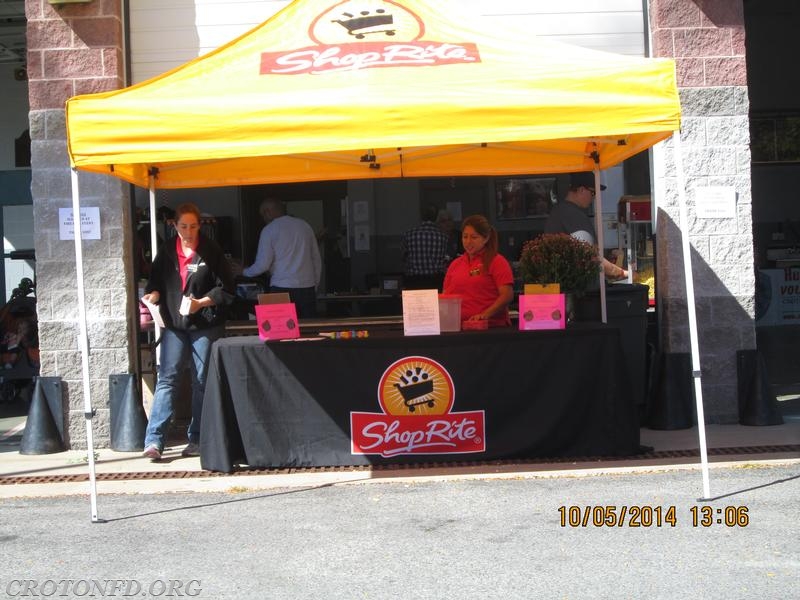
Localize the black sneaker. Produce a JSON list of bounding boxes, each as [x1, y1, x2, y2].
[[181, 442, 200, 457]]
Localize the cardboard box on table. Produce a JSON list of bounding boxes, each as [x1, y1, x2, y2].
[[523, 283, 561, 295]]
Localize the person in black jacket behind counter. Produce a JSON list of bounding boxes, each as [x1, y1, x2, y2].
[[141, 203, 235, 460]]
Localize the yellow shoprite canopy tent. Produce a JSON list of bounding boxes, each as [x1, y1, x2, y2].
[[66, 0, 680, 189]]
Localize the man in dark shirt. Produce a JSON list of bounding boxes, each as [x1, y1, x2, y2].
[[402, 204, 449, 290], [545, 172, 627, 281], [437, 208, 463, 266]]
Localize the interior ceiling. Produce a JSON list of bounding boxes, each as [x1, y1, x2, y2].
[[0, 0, 25, 66]]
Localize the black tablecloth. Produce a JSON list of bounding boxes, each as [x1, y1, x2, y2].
[[200, 323, 639, 472]]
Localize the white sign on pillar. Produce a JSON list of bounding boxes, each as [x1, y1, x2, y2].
[[696, 186, 736, 219], [59, 207, 101, 240]]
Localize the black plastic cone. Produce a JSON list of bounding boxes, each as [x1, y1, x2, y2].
[[110, 373, 148, 451], [645, 352, 696, 430], [737, 349, 783, 426], [20, 378, 64, 454]]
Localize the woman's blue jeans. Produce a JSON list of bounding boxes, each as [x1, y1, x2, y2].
[[144, 326, 223, 450]]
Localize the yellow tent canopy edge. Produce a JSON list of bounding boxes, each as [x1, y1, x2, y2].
[[65, 0, 680, 189]]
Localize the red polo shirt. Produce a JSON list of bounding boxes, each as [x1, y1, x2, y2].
[[176, 236, 195, 291], [443, 251, 513, 327]]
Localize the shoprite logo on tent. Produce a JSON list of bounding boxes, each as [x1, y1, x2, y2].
[[350, 356, 486, 457], [260, 0, 481, 75]]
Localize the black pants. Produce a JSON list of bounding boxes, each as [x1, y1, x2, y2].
[[270, 286, 318, 318]]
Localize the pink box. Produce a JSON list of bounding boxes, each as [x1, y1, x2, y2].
[[518, 294, 565, 330], [255, 303, 300, 341], [461, 319, 488, 330]]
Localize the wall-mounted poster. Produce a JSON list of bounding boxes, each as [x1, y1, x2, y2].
[[354, 224, 370, 252], [59, 207, 101, 240], [495, 177, 557, 220], [353, 200, 369, 223]]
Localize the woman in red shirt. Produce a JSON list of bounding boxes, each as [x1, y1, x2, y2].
[[443, 214, 514, 327]]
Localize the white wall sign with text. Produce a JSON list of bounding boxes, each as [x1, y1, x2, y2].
[[59, 207, 101, 240], [353, 224, 370, 252], [696, 186, 736, 219], [352, 200, 369, 223]]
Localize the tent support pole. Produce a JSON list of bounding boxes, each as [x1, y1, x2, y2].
[[592, 166, 607, 323], [673, 131, 711, 500], [70, 168, 101, 523], [148, 172, 162, 367]]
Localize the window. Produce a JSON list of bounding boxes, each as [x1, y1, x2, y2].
[[750, 113, 800, 164], [494, 177, 557, 220]]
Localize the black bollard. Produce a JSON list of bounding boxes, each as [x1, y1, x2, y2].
[[737, 349, 783, 426], [109, 373, 148, 451], [645, 352, 696, 430], [20, 377, 65, 455]]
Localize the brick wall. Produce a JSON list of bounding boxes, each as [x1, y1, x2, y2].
[[649, 0, 754, 422], [26, 0, 135, 447]]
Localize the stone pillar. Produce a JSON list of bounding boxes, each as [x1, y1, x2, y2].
[[27, 0, 134, 447], [649, 0, 755, 422]]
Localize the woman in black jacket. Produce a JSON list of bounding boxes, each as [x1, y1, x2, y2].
[[141, 203, 235, 460]]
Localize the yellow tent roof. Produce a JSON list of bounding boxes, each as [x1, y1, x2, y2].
[[66, 0, 681, 189]]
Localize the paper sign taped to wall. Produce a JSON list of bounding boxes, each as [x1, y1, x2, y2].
[[59, 207, 101, 240], [696, 186, 736, 219]]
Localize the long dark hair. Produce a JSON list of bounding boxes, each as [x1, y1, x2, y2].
[[462, 214, 498, 273]]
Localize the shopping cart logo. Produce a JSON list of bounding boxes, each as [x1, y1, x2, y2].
[[260, 0, 481, 75], [332, 9, 395, 39], [351, 356, 485, 457]]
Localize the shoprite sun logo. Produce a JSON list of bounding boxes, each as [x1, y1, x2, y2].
[[260, 0, 481, 75], [351, 356, 486, 457]]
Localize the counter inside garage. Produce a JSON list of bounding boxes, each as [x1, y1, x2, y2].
[[200, 323, 639, 473]]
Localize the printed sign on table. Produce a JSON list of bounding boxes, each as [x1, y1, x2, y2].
[[402, 289, 440, 336], [518, 294, 565, 331], [255, 303, 300, 341]]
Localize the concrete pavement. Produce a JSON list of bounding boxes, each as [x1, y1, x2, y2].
[[1, 396, 799, 599], [1, 464, 798, 600]]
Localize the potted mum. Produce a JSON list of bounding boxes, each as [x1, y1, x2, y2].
[[519, 234, 601, 318]]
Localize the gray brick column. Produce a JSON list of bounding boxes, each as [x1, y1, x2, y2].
[[649, 0, 754, 422], [27, 0, 135, 447]]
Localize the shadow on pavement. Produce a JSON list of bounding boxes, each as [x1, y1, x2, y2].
[[100, 479, 371, 523], [698, 471, 800, 503]]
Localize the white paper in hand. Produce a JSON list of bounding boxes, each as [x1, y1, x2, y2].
[[179, 296, 192, 316], [141, 296, 165, 328]]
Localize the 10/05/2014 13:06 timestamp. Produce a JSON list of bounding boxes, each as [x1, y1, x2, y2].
[[558, 505, 750, 528]]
